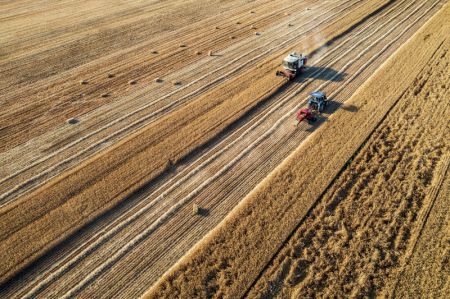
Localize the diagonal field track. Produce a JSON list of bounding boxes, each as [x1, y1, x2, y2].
[[0, 0, 446, 297]]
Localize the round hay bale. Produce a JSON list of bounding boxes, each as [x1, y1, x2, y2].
[[255, 32, 261, 36], [192, 204, 200, 215], [107, 73, 115, 78], [129, 80, 137, 85], [208, 50, 213, 56], [67, 118, 79, 125], [173, 81, 182, 86], [101, 93, 110, 98], [154, 78, 163, 83], [79, 80, 88, 85]]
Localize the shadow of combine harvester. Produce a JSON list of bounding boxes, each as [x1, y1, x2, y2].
[[297, 65, 347, 83]]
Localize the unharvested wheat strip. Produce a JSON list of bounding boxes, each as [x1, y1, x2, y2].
[[145, 4, 450, 297], [57, 2, 435, 295], [0, 0, 353, 204]]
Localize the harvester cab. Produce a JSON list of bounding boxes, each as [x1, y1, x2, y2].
[[276, 52, 307, 80], [307, 91, 328, 113]]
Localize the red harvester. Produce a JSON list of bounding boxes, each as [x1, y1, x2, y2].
[[296, 108, 316, 126]]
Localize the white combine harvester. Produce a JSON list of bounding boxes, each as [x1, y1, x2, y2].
[[276, 52, 307, 80]]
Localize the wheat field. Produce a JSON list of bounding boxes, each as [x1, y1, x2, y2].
[[1, 0, 448, 297]]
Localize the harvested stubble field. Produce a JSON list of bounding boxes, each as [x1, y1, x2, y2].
[[1, 0, 449, 298]]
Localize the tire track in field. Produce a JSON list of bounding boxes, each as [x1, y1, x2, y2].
[[390, 155, 450, 295]]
